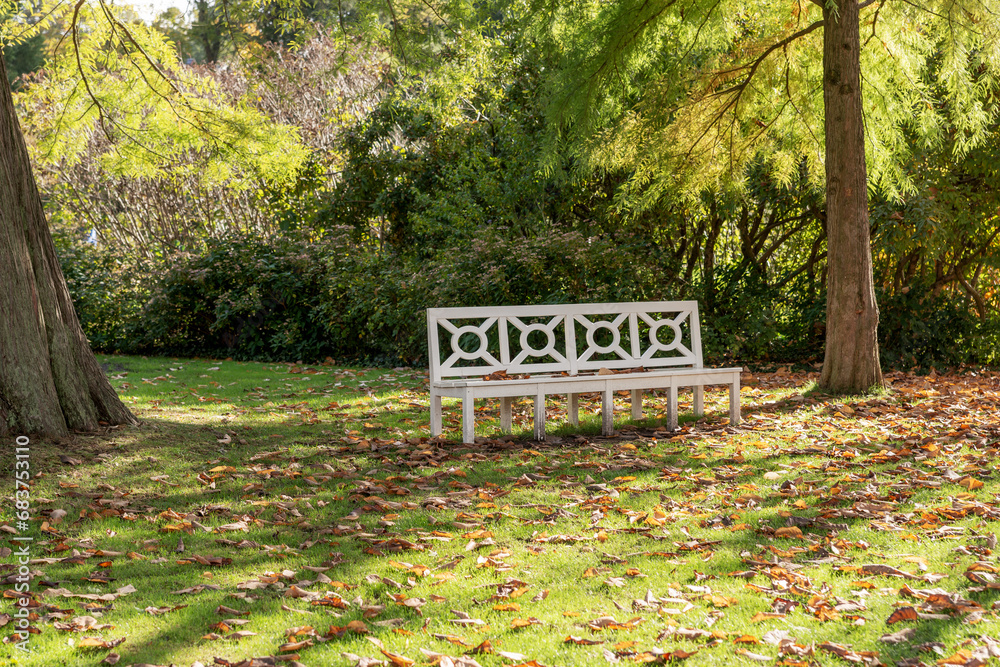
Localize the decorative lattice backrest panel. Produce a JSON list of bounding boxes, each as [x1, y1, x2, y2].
[[427, 302, 704, 382]]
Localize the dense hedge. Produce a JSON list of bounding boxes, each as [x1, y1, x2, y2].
[[60, 230, 1000, 369]]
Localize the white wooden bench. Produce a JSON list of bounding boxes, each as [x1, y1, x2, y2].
[[427, 301, 741, 443]]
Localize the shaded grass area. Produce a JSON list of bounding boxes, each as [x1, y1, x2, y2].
[[2, 357, 1000, 667]]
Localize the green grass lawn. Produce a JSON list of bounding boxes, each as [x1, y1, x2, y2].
[[3, 356, 1000, 667]]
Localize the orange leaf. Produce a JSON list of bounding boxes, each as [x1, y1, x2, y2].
[[886, 606, 919, 625], [380, 650, 415, 667], [774, 527, 803, 539]]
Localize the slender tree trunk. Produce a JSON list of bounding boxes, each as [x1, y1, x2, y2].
[[819, 0, 883, 393], [0, 50, 137, 437]]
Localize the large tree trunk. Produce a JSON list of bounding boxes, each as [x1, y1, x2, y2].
[[0, 50, 137, 437], [819, 0, 883, 393]]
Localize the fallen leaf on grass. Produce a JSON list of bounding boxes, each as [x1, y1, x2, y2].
[[735, 648, 773, 662], [145, 605, 187, 616], [380, 650, 415, 666], [880, 628, 916, 644], [77, 636, 126, 649], [215, 605, 250, 617], [886, 607, 920, 624], [774, 527, 803, 539], [565, 635, 604, 645]]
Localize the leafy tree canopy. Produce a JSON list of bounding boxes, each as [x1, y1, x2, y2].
[[3, 0, 311, 186], [534, 0, 1000, 209]]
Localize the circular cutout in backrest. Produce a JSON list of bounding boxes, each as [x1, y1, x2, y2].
[[586, 321, 621, 355], [452, 326, 488, 361], [520, 324, 556, 356], [650, 320, 682, 351]]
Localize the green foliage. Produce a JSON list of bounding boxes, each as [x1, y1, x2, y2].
[[54, 235, 151, 353], [878, 288, 1000, 370], [325, 22, 598, 250], [13, 2, 308, 186], [535, 0, 1000, 207], [138, 234, 337, 360], [699, 268, 826, 365], [63, 228, 677, 364], [2, 30, 44, 86]]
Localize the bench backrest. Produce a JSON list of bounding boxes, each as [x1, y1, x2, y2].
[[427, 301, 706, 383]]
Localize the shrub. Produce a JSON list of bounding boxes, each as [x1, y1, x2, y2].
[[877, 288, 1000, 370], [56, 237, 151, 354], [61, 229, 1000, 370]]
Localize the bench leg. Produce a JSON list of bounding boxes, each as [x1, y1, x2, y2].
[[693, 385, 704, 417], [631, 389, 642, 420], [568, 393, 579, 427], [462, 387, 475, 444], [500, 397, 512, 433], [534, 390, 546, 441], [667, 383, 678, 432], [729, 376, 741, 426], [430, 392, 443, 437], [601, 387, 614, 436]]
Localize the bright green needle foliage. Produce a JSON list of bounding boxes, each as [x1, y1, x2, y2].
[[536, 0, 1000, 205], [6, 0, 308, 186]]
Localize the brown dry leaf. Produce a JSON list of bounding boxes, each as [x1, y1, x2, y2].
[[708, 594, 738, 608], [380, 650, 415, 667], [346, 620, 370, 634], [433, 633, 470, 646], [936, 649, 982, 666], [880, 628, 916, 644], [819, 641, 880, 665], [750, 612, 786, 623], [284, 625, 316, 637], [886, 607, 920, 625], [215, 605, 250, 617], [77, 636, 126, 649], [467, 639, 494, 654], [735, 648, 773, 662], [278, 639, 315, 652], [774, 527, 803, 539], [958, 477, 985, 491], [565, 635, 604, 645]]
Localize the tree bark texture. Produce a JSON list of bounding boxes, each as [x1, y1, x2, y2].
[[819, 0, 884, 393], [0, 50, 137, 437]]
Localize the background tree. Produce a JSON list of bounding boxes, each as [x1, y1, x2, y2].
[[0, 0, 307, 437], [535, 0, 1000, 393]]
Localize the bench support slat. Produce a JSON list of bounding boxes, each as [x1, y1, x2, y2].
[[601, 386, 614, 436], [463, 387, 475, 444], [430, 394, 443, 437], [631, 389, 642, 420], [668, 383, 678, 431], [500, 397, 512, 433], [693, 386, 704, 417], [568, 393, 579, 426], [534, 390, 545, 441], [729, 375, 741, 426]]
